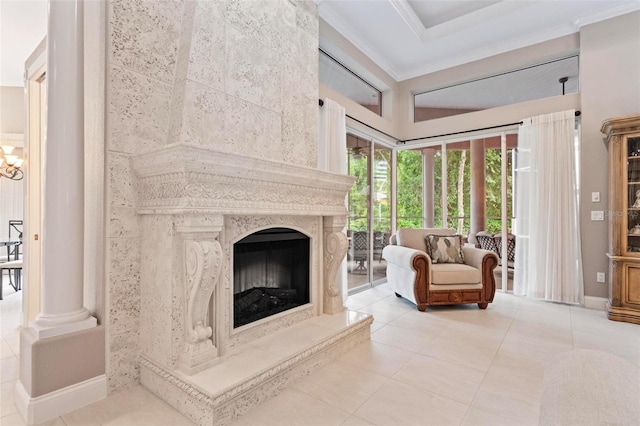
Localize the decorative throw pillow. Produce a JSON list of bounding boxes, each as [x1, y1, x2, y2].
[[424, 234, 465, 264]]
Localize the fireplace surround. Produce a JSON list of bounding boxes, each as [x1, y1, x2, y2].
[[130, 144, 371, 424]]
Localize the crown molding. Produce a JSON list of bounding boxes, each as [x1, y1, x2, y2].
[[319, 2, 402, 80], [423, 1, 529, 42], [397, 22, 579, 81], [321, 0, 638, 83], [388, 0, 424, 42], [574, 1, 640, 28]]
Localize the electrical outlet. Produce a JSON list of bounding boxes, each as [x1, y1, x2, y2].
[[592, 192, 600, 202], [597, 272, 606, 283], [591, 211, 604, 221]]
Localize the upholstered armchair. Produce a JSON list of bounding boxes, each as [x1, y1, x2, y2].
[[382, 228, 499, 311]]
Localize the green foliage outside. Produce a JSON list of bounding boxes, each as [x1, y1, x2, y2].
[[348, 148, 392, 232], [396, 147, 514, 236], [348, 152, 368, 231], [396, 150, 423, 229]]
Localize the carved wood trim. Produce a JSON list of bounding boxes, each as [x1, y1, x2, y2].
[[604, 114, 640, 325], [412, 254, 429, 311], [481, 253, 498, 302]]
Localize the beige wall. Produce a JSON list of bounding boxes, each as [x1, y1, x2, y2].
[[580, 11, 640, 298], [414, 107, 479, 122], [0, 86, 24, 134]]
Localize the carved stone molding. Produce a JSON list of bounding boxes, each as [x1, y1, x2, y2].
[[323, 231, 347, 314], [323, 216, 348, 314], [131, 144, 354, 216], [179, 239, 223, 374]]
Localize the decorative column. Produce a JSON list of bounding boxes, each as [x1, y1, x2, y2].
[[469, 139, 486, 245], [422, 149, 436, 227], [34, 0, 96, 337], [323, 215, 348, 314], [177, 216, 224, 374]]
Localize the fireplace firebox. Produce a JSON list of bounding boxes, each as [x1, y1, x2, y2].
[[233, 228, 310, 328]]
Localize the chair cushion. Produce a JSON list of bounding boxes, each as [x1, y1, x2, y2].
[[425, 234, 465, 264], [430, 263, 481, 285], [395, 228, 456, 251]]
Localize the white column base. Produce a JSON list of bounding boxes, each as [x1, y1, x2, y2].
[[30, 316, 97, 339], [15, 375, 106, 425]]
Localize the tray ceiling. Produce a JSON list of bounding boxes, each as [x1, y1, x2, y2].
[[319, 0, 640, 82]]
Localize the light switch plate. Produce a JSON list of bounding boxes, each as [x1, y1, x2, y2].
[[591, 211, 604, 221], [597, 272, 606, 283], [592, 192, 600, 202]]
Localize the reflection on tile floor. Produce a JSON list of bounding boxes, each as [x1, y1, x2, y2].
[[2, 277, 639, 425]]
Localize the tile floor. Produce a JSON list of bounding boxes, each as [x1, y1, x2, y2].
[[1, 279, 639, 425]]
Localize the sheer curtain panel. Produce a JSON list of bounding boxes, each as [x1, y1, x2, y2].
[[318, 98, 347, 174], [514, 110, 584, 304], [319, 98, 348, 302]]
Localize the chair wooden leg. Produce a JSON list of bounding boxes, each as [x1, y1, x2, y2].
[[478, 302, 488, 309]]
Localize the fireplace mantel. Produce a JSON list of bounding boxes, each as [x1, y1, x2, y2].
[[131, 143, 355, 216], [133, 141, 362, 424]]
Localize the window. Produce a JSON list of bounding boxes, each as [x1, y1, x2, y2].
[[319, 49, 382, 115], [445, 143, 471, 235], [414, 56, 579, 122], [395, 134, 517, 239], [396, 150, 423, 228]]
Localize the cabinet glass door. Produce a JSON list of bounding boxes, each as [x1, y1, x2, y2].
[[626, 136, 640, 254]]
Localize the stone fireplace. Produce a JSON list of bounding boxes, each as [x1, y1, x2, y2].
[[104, 1, 374, 422], [130, 144, 371, 424]]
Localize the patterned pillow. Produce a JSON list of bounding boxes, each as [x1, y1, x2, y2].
[[424, 234, 465, 264]]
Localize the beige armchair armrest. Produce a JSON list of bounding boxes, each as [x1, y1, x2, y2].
[[382, 245, 430, 269], [382, 245, 431, 308], [462, 246, 498, 270]]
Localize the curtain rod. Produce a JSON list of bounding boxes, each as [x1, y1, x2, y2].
[[319, 99, 581, 145], [319, 99, 402, 142], [399, 111, 581, 144]]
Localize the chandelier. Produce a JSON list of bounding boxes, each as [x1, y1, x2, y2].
[[0, 145, 24, 180]]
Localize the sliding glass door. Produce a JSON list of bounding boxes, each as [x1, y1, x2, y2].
[[346, 133, 391, 292]]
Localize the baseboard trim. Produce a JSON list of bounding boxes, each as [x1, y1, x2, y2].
[[584, 296, 608, 311], [15, 375, 107, 425]]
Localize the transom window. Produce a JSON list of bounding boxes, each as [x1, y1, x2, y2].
[[414, 56, 579, 122], [319, 49, 382, 116]]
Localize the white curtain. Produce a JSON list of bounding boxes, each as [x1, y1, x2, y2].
[[318, 98, 347, 174], [514, 110, 584, 304], [318, 98, 348, 303]]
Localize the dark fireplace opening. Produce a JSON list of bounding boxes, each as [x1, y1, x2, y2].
[[233, 228, 310, 328]]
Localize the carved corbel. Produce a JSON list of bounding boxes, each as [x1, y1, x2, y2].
[[179, 239, 223, 374], [323, 216, 348, 314]]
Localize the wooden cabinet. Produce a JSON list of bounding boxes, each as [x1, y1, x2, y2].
[[603, 113, 640, 324]]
